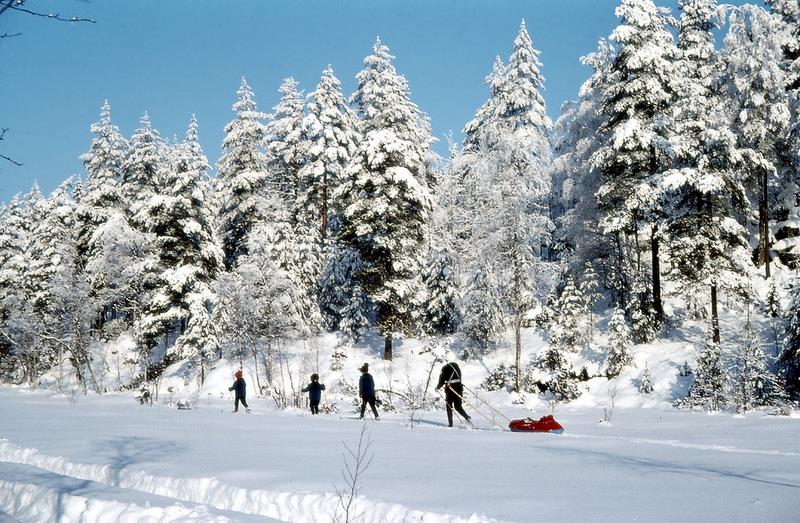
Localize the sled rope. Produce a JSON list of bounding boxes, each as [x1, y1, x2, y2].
[[461, 384, 513, 424], [443, 385, 506, 430]]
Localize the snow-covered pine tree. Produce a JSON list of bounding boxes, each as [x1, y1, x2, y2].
[[591, 0, 679, 327], [340, 37, 435, 359], [683, 333, 727, 410], [551, 39, 620, 290], [662, 0, 753, 344], [318, 243, 370, 340], [297, 67, 359, 241], [460, 21, 555, 390], [767, 0, 800, 269], [732, 315, 779, 411], [722, 5, 790, 278], [460, 265, 503, 356], [547, 275, 588, 361], [217, 77, 269, 269], [138, 116, 224, 368], [121, 113, 167, 216], [781, 278, 800, 398], [605, 307, 633, 378], [462, 55, 507, 152], [266, 77, 306, 212], [422, 249, 460, 335], [76, 100, 128, 269], [0, 188, 45, 383]]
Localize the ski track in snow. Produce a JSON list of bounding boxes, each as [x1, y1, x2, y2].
[[561, 432, 800, 457], [0, 439, 499, 523]]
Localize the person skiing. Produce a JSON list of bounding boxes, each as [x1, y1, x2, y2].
[[302, 373, 326, 415], [228, 370, 249, 413], [358, 363, 379, 420], [436, 361, 471, 427]]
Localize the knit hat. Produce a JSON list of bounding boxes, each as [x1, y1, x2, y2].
[[311, 373, 319, 382], [359, 363, 369, 373]]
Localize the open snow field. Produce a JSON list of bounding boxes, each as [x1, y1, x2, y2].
[[1, 387, 799, 522]]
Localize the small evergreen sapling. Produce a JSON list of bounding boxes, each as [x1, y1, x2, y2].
[[605, 307, 633, 378], [638, 367, 654, 394], [683, 335, 726, 410]]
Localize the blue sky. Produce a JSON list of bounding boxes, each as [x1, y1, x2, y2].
[[0, 0, 748, 202]]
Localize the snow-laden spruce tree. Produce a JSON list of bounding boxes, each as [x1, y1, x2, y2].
[[722, 4, 790, 278], [551, 40, 620, 288], [0, 188, 46, 384], [461, 265, 504, 356], [768, 0, 800, 268], [462, 55, 507, 152], [319, 243, 370, 340], [28, 180, 95, 391], [338, 37, 435, 359], [547, 275, 588, 355], [591, 0, 679, 328], [137, 116, 224, 373], [121, 113, 167, 216], [266, 77, 306, 211], [683, 333, 727, 410], [254, 194, 323, 336], [733, 315, 780, 411], [296, 67, 359, 241], [421, 249, 461, 335], [217, 77, 269, 269], [662, 0, 754, 344], [216, 222, 303, 389], [75, 100, 128, 269], [605, 307, 633, 378], [459, 21, 555, 390], [781, 278, 800, 398]]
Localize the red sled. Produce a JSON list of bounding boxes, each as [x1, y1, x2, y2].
[[508, 415, 564, 433]]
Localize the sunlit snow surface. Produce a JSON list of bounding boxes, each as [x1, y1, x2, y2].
[[1, 387, 798, 522]]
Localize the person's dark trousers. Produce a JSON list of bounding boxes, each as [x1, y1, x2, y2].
[[235, 396, 249, 412], [445, 385, 469, 426], [310, 399, 320, 414], [359, 395, 379, 419]]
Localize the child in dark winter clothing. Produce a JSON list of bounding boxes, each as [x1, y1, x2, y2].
[[302, 373, 326, 414], [228, 370, 249, 413], [358, 363, 379, 420]]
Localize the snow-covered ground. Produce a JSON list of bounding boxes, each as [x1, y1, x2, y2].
[[1, 385, 798, 522]]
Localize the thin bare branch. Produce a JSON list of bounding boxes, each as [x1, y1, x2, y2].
[[0, 32, 22, 38], [0, 127, 23, 166], [0, 1, 95, 23]]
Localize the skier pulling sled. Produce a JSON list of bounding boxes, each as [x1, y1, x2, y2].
[[434, 366, 564, 434]]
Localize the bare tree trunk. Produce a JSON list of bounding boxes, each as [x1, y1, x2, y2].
[[710, 282, 720, 344], [759, 170, 771, 278], [321, 172, 328, 241], [651, 225, 663, 323], [514, 314, 522, 393], [384, 332, 393, 361]]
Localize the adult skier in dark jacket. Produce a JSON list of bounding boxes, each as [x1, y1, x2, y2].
[[436, 362, 471, 427], [228, 370, 249, 413], [302, 373, 326, 414], [358, 363, 379, 420]]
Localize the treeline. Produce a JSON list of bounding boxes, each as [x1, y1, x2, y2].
[[0, 0, 799, 410]]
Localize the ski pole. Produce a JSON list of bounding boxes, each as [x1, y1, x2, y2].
[[443, 385, 506, 430], [461, 384, 513, 423]]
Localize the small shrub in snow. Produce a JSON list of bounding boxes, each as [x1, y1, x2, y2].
[[638, 368, 654, 394], [679, 361, 693, 377], [481, 363, 516, 391], [548, 368, 580, 402], [330, 346, 348, 371]]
